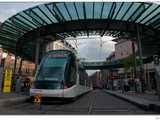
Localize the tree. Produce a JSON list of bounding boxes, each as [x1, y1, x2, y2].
[[120, 55, 140, 72]]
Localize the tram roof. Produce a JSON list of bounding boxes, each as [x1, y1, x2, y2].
[[1, 2, 160, 61]]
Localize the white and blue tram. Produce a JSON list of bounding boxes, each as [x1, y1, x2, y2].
[[30, 50, 92, 101]]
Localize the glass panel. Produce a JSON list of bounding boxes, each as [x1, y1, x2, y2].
[[0, 43, 15, 48], [85, 2, 93, 19], [32, 7, 52, 24], [136, 4, 158, 23], [3, 21, 23, 34], [65, 2, 78, 20], [0, 37, 15, 44], [19, 12, 41, 27], [123, 3, 141, 21], [94, 2, 103, 19], [140, 5, 160, 24], [116, 2, 132, 20], [75, 2, 84, 19], [26, 10, 45, 25], [0, 30, 18, 38], [0, 34, 15, 40], [56, 3, 71, 21], [146, 14, 160, 26], [3, 21, 25, 34], [152, 20, 160, 28], [16, 14, 36, 28], [108, 2, 116, 19], [2, 27, 19, 37], [0, 32, 17, 39], [112, 2, 123, 19], [47, 4, 62, 22], [129, 3, 148, 22], [39, 4, 58, 23], [154, 24, 160, 29], [10, 18, 31, 31], [102, 2, 112, 19]]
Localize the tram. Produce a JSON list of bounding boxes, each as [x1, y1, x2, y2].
[[30, 50, 92, 101]]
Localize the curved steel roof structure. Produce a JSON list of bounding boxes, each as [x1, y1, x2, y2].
[[1, 2, 160, 61]]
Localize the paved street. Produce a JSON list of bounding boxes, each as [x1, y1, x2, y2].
[[0, 90, 156, 115]]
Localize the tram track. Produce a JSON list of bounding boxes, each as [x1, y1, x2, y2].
[[0, 90, 156, 114], [88, 91, 96, 114]]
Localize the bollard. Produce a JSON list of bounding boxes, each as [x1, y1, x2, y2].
[[34, 94, 42, 110]]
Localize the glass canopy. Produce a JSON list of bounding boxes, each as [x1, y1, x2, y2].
[[0, 2, 160, 60]]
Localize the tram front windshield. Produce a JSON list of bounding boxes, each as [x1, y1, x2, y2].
[[37, 57, 66, 81], [34, 55, 67, 89]]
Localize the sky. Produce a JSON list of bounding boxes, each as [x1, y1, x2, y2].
[[0, 2, 116, 75], [66, 36, 116, 75], [0, 2, 45, 22], [66, 36, 115, 61]]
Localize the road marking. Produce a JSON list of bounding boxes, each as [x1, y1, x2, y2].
[[88, 91, 96, 114], [93, 109, 129, 112]]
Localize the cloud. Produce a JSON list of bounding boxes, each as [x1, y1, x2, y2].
[[0, 2, 44, 22], [67, 36, 115, 61], [66, 36, 116, 75]]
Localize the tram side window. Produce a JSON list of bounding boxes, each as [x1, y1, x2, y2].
[[70, 63, 76, 85], [79, 70, 85, 85], [65, 61, 76, 87]]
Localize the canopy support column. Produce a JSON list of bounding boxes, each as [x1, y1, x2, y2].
[[132, 41, 137, 91], [13, 54, 17, 75], [136, 24, 145, 93], [18, 58, 23, 75], [13, 54, 18, 92]]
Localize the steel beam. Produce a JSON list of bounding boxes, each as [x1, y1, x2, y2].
[[73, 2, 80, 20], [15, 19, 160, 61], [136, 24, 145, 93]]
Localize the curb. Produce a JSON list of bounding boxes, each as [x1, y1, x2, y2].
[[104, 90, 150, 111], [0, 97, 30, 107], [150, 104, 160, 113]]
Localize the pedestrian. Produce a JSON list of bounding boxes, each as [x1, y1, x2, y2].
[[25, 78, 31, 92], [124, 78, 129, 92], [135, 78, 142, 93], [15, 76, 21, 93]]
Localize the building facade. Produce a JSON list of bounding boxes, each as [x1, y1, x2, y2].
[[115, 38, 155, 91], [114, 38, 137, 60], [89, 71, 103, 89], [46, 40, 77, 54]]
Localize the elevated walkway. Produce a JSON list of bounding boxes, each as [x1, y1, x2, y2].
[[81, 61, 123, 70]]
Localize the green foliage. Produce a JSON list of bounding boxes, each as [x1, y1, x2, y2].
[[120, 55, 141, 72]]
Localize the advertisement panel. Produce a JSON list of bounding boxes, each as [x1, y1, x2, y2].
[[3, 68, 12, 93]]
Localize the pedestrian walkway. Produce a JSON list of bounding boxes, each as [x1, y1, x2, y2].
[[114, 90, 159, 101], [0, 92, 29, 107], [104, 90, 160, 113], [0, 92, 28, 99]]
